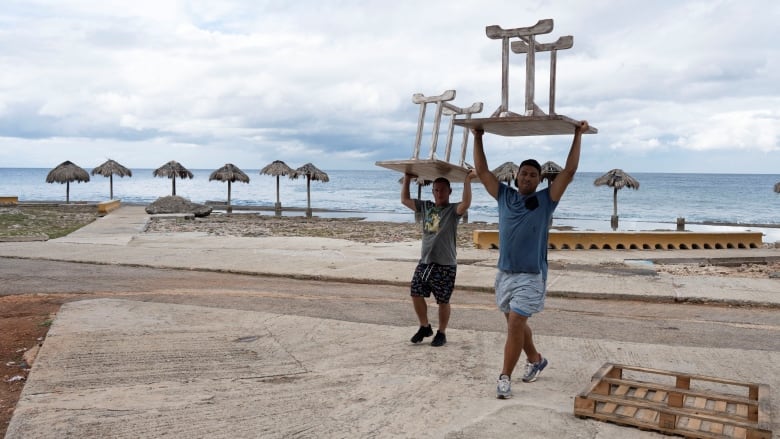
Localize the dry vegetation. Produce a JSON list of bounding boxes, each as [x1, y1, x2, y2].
[[144, 213, 495, 248], [0, 205, 99, 240]]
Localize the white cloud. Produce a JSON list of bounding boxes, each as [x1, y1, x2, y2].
[[0, 0, 778, 173]]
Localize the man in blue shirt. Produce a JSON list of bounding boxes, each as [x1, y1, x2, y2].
[[472, 121, 588, 398]]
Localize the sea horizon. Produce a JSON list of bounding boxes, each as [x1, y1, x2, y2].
[[2, 167, 779, 242]]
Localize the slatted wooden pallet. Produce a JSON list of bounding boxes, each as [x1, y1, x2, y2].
[[574, 363, 772, 439]]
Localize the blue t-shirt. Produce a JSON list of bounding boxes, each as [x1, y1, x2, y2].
[[496, 183, 558, 278]]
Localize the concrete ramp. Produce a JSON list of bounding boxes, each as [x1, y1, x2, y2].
[[7, 299, 779, 438]]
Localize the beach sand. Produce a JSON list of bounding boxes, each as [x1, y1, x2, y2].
[[144, 213, 494, 248]]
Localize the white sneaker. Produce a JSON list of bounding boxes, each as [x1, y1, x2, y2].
[[496, 374, 512, 399], [522, 357, 548, 383]]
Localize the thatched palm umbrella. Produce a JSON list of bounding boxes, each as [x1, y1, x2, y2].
[[774, 182, 780, 193], [492, 161, 518, 186], [541, 161, 563, 185], [91, 159, 132, 200], [153, 160, 194, 196], [260, 160, 295, 215], [209, 163, 250, 213], [594, 169, 640, 231], [46, 160, 90, 204], [291, 163, 329, 217]]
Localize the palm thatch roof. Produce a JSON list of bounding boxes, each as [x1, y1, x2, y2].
[[540, 161, 563, 182], [775, 182, 780, 193], [154, 160, 194, 179], [91, 159, 132, 178], [593, 169, 640, 190], [46, 160, 90, 204], [46, 160, 90, 184], [291, 163, 329, 217], [291, 162, 329, 182], [91, 159, 132, 200], [209, 163, 250, 183], [260, 160, 296, 213], [153, 160, 194, 196], [491, 161, 518, 185], [594, 169, 640, 230], [260, 160, 295, 177], [209, 164, 249, 212]]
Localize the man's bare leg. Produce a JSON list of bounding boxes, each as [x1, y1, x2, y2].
[[412, 296, 429, 326], [502, 311, 527, 377], [437, 303, 450, 332], [522, 320, 540, 363]]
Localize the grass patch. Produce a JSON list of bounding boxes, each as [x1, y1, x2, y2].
[[0, 205, 99, 239]]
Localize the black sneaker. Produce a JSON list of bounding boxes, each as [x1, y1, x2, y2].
[[410, 325, 433, 343], [431, 331, 446, 347]]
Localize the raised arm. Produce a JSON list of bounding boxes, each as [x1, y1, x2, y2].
[[472, 129, 500, 199], [456, 169, 476, 216], [400, 173, 417, 211], [549, 120, 588, 202]]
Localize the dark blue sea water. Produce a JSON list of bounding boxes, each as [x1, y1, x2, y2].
[[2, 168, 779, 241]]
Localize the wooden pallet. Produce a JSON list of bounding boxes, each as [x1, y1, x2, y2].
[[574, 363, 772, 439]]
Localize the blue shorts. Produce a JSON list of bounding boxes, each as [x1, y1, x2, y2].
[[495, 270, 546, 317], [411, 263, 456, 304]]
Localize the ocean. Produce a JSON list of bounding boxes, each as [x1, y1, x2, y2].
[[2, 168, 779, 242]]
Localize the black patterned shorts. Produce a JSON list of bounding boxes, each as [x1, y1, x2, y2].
[[410, 263, 457, 304]]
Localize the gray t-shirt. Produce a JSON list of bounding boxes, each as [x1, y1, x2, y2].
[[413, 199, 462, 266]]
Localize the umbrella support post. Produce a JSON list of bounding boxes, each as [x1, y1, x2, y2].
[[274, 202, 282, 217], [610, 215, 619, 231]]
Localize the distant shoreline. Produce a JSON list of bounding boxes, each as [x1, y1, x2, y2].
[[12, 200, 780, 230]]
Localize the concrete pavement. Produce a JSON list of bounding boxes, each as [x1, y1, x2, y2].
[[2, 205, 779, 307], [3, 206, 779, 438]]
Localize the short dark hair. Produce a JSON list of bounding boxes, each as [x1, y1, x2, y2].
[[433, 177, 451, 188], [519, 159, 541, 173]]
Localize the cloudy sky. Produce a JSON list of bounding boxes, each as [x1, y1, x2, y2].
[[1, 0, 778, 173]]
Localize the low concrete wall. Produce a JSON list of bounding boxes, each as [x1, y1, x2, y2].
[[97, 200, 122, 215], [473, 230, 764, 250], [0, 196, 19, 205]]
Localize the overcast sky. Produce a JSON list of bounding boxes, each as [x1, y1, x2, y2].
[[1, 0, 778, 174]]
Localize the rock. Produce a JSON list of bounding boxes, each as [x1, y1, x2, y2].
[[22, 344, 41, 367], [145, 196, 212, 217]]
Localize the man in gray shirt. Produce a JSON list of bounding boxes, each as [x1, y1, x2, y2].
[[401, 170, 475, 346]]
